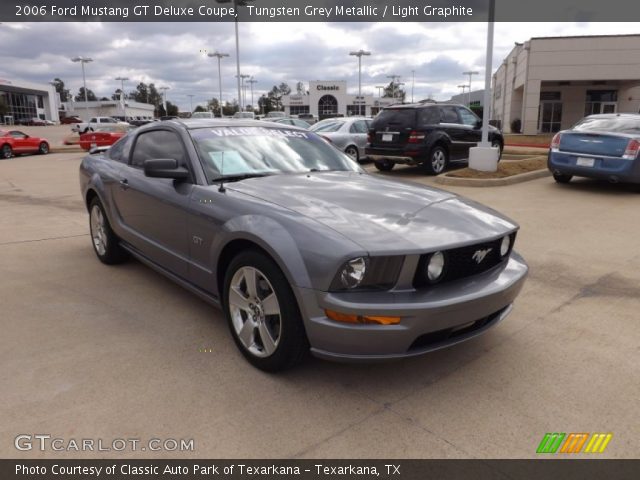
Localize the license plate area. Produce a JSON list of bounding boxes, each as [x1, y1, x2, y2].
[[382, 133, 394, 142], [576, 157, 595, 167]]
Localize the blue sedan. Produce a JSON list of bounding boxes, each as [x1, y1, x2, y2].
[[548, 113, 640, 185]]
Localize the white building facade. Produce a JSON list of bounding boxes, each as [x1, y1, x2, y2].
[[63, 100, 155, 120], [282, 81, 394, 119], [0, 78, 59, 125], [492, 34, 640, 135]]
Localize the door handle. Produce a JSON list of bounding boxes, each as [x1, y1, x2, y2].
[[119, 179, 129, 190]]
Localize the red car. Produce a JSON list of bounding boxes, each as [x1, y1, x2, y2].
[[0, 130, 50, 158], [79, 130, 125, 151]]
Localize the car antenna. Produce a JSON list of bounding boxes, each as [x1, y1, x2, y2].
[[218, 151, 226, 193]]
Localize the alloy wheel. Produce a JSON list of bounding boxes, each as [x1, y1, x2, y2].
[[431, 149, 446, 173], [90, 205, 107, 256]]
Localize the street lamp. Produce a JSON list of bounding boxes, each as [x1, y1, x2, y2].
[[71, 56, 93, 121], [386, 74, 400, 101], [247, 77, 257, 112], [463, 70, 480, 107], [115, 76, 129, 120], [216, 0, 255, 113], [349, 49, 371, 115], [208, 51, 229, 117], [458, 84, 469, 101], [237, 74, 250, 110], [159, 86, 170, 115]]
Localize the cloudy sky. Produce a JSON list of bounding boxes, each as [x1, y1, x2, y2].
[[1, 21, 638, 110]]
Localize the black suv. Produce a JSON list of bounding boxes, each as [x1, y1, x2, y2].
[[366, 103, 503, 175]]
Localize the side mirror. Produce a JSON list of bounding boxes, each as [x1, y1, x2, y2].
[[143, 158, 189, 180]]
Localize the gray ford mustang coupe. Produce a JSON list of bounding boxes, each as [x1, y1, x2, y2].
[[79, 119, 528, 371]]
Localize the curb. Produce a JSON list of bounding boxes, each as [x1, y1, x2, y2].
[[435, 169, 551, 187], [51, 145, 83, 154]]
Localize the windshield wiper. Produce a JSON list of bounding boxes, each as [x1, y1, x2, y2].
[[212, 172, 274, 183]]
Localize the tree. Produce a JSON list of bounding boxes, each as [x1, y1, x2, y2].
[[52, 78, 71, 102], [265, 83, 291, 111], [75, 87, 97, 102], [206, 98, 220, 115], [295, 81, 305, 95], [194, 105, 206, 113], [111, 89, 125, 101], [383, 81, 406, 102]]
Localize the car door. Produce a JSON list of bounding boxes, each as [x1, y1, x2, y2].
[[349, 120, 370, 155], [438, 106, 467, 160], [9, 131, 30, 152], [455, 106, 483, 155], [111, 128, 194, 278]]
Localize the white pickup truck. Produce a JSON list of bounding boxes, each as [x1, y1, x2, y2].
[[72, 117, 130, 133]]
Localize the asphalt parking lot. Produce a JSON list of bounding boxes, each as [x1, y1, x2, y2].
[[1, 151, 639, 459]]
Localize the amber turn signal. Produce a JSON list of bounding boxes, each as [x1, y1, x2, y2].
[[325, 309, 401, 325]]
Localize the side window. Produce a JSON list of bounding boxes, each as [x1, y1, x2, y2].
[[130, 130, 187, 170], [89, 118, 97, 123], [108, 135, 132, 163], [350, 120, 367, 134], [457, 107, 480, 126], [418, 108, 439, 126], [439, 106, 460, 124]]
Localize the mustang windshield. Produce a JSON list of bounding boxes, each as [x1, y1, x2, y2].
[[190, 126, 361, 182]]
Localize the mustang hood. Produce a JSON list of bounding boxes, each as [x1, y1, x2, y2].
[[228, 172, 517, 254]]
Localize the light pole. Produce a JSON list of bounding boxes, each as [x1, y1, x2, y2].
[[386, 74, 400, 102], [159, 86, 170, 115], [216, 0, 255, 113], [71, 56, 93, 121], [207, 51, 229, 118], [458, 84, 469, 102], [115, 76, 129, 120], [238, 74, 250, 111], [411, 70, 415, 103], [187, 94, 194, 113], [349, 49, 371, 115], [463, 70, 480, 107], [247, 77, 257, 112]]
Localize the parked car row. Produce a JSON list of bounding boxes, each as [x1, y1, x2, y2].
[[1, 129, 50, 158]]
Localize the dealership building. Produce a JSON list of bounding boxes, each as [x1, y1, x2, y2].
[[492, 34, 640, 134], [0, 78, 59, 125], [62, 100, 155, 120], [282, 80, 397, 119]]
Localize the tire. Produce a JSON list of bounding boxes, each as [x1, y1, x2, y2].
[[1, 144, 12, 159], [223, 250, 308, 372], [374, 159, 395, 172], [553, 172, 573, 184], [423, 145, 448, 175], [344, 145, 359, 162], [88, 197, 128, 265], [38, 142, 49, 155]]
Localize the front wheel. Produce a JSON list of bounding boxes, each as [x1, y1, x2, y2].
[[223, 251, 308, 372], [423, 145, 448, 175], [88, 197, 128, 264], [38, 142, 49, 155], [1, 144, 12, 159]]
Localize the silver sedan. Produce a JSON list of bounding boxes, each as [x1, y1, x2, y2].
[[310, 117, 372, 162]]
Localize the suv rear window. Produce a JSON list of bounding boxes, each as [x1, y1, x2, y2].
[[372, 109, 416, 128]]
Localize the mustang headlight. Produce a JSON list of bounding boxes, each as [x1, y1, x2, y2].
[[500, 235, 511, 257], [427, 251, 445, 282], [330, 256, 404, 291], [340, 257, 368, 289]]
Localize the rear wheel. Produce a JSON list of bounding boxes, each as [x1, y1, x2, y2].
[[553, 172, 573, 184], [424, 145, 448, 175], [344, 145, 359, 162], [374, 159, 395, 172], [38, 142, 49, 154], [1, 144, 12, 159], [88, 197, 128, 264], [223, 250, 308, 372]]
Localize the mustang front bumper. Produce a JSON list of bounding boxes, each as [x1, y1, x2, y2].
[[296, 251, 528, 361]]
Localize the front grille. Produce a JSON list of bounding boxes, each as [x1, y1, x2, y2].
[[408, 307, 508, 352], [413, 233, 516, 288]]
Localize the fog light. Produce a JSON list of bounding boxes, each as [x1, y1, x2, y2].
[[427, 251, 445, 282], [325, 309, 401, 325], [500, 236, 511, 256]]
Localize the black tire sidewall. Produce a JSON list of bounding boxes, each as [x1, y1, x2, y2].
[[345, 146, 359, 162], [39, 142, 49, 154], [374, 160, 394, 171], [223, 250, 308, 372], [424, 146, 448, 175], [1, 144, 12, 158]]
